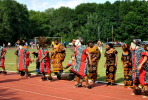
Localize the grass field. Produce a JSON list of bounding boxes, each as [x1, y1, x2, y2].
[[4, 47, 124, 83]]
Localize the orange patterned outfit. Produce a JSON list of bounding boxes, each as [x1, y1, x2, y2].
[[51, 43, 66, 73], [104, 48, 118, 84], [87, 46, 101, 81]]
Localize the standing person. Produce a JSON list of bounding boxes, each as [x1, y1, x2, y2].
[[15, 43, 17, 48], [25, 42, 28, 47], [8, 42, 11, 49], [121, 43, 133, 88], [31, 41, 33, 49], [87, 40, 101, 83], [97, 39, 102, 53], [131, 36, 148, 98], [64, 40, 67, 48], [16, 39, 31, 78], [0, 46, 7, 75], [3, 43, 5, 47], [104, 43, 118, 86], [52, 41, 54, 48], [32, 45, 41, 75], [37, 37, 52, 81], [72, 37, 92, 89], [51, 39, 66, 75], [30, 42, 31, 47]]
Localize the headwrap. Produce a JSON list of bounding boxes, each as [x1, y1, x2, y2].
[[143, 45, 147, 51], [16, 38, 25, 45], [131, 36, 141, 46], [37, 36, 50, 48], [122, 43, 130, 51], [87, 40, 93, 45], [107, 43, 114, 48]]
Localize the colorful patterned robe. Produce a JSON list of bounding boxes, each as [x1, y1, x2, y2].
[[72, 45, 88, 77], [87, 46, 101, 81], [51, 43, 65, 73], [131, 47, 148, 86], [0, 46, 6, 68], [17, 48, 30, 71], [104, 48, 118, 84], [121, 51, 133, 87], [39, 48, 51, 74]]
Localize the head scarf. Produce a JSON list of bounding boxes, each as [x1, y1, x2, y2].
[[87, 40, 93, 46], [122, 43, 130, 51]]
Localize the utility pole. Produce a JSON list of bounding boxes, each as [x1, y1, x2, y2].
[[112, 25, 113, 44], [98, 26, 100, 39]]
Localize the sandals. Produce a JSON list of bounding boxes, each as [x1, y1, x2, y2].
[[84, 84, 91, 89], [2, 71, 7, 75], [48, 76, 53, 82], [26, 73, 31, 78], [41, 77, 47, 81], [75, 82, 83, 88]]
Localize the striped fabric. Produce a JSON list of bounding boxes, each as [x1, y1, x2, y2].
[[72, 45, 88, 77]]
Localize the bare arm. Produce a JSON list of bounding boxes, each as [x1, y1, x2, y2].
[[1, 51, 6, 58], [138, 56, 147, 71], [115, 54, 117, 67], [39, 53, 48, 62], [86, 51, 92, 65]]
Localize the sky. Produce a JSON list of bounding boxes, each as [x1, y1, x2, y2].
[[15, 0, 117, 11]]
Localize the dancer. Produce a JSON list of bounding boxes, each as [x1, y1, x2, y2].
[[104, 43, 118, 86], [121, 43, 133, 88], [72, 37, 92, 89], [16, 39, 31, 78], [0, 46, 7, 75], [87, 40, 101, 83], [51, 39, 65, 75], [32, 46, 41, 75], [37, 37, 52, 81], [131, 36, 148, 98]]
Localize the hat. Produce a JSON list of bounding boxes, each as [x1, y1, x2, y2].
[[77, 37, 84, 45], [131, 36, 141, 46], [16, 38, 25, 45], [37, 36, 50, 47]]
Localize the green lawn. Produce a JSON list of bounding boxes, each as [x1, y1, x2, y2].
[[4, 47, 124, 83]]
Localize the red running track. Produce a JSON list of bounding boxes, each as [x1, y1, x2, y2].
[[0, 72, 146, 100]]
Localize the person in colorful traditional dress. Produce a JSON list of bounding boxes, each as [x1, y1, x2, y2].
[[37, 37, 52, 81], [87, 40, 101, 83], [0, 46, 7, 75], [16, 39, 31, 78], [131, 36, 148, 98], [51, 39, 66, 75], [121, 43, 133, 88], [72, 37, 92, 89], [104, 43, 118, 86], [143, 45, 148, 65]]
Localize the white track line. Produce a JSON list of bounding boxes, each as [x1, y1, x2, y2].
[[0, 96, 14, 100], [0, 86, 72, 100]]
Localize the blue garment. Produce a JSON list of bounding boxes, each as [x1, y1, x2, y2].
[[132, 47, 148, 84], [64, 41, 67, 45]]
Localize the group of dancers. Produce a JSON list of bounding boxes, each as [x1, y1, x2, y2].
[[0, 36, 148, 98]]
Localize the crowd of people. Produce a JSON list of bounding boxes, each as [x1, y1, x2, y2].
[[0, 36, 148, 98]]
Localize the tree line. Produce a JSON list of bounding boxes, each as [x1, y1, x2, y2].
[[0, 0, 148, 45]]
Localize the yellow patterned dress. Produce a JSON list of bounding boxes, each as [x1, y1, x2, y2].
[[104, 48, 118, 84], [51, 43, 66, 73], [87, 46, 101, 81]]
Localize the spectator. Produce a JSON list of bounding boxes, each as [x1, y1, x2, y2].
[[15, 43, 17, 48], [8, 42, 11, 49], [30, 42, 31, 47], [3, 43, 5, 47], [97, 39, 102, 53], [31, 41, 33, 49], [64, 40, 67, 48], [25, 42, 28, 46]]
